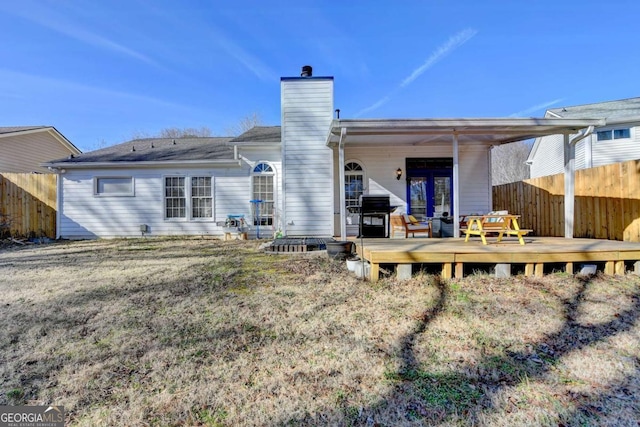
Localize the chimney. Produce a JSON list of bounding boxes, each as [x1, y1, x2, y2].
[[301, 65, 312, 77]]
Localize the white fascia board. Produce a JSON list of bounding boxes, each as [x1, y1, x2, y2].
[[600, 118, 640, 126], [231, 141, 281, 148], [43, 159, 243, 169]]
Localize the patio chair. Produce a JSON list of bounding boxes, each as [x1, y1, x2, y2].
[[391, 214, 432, 238]]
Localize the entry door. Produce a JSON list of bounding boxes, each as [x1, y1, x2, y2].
[[408, 172, 452, 220]]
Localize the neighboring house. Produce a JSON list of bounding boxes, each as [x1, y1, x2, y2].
[[46, 66, 601, 240], [527, 97, 640, 178], [0, 126, 81, 173]]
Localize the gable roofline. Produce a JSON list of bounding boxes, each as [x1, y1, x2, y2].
[[229, 126, 281, 146], [0, 126, 81, 155]]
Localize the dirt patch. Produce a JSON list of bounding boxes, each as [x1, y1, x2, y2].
[[1, 237, 638, 426]]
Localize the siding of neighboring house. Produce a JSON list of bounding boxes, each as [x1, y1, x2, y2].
[[529, 133, 564, 178], [280, 77, 334, 236], [0, 131, 77, 173], [591, 123, 640, 167], [529, 121, 640, 179], [59, 153, 282, 239]]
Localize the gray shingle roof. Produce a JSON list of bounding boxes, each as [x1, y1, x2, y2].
[[548, 97, 640, 122], [229, 126, 281, 143], [46, 126, 281, 165], [50, 137, 235, 164]]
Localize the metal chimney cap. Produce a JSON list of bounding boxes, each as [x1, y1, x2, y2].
[[301, 65, 312, 77]]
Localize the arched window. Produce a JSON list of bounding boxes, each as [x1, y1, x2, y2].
[[345, 161, 364, 208], [252, 162, 274, 226]]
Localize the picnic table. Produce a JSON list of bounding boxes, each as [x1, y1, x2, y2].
[[462, 214, 531, 245]]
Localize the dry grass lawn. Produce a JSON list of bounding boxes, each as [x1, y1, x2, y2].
[[0, 237, 639, 426]]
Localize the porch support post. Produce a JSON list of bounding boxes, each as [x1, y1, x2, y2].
[[563, 133, 575, 238], [452, 133, 460, 237], [338, 128, 347, 240]]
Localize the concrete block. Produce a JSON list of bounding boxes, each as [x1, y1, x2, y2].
[[495, 263, 511, 278], [396, 264, 412, 281]]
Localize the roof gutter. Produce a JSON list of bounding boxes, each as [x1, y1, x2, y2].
[[230, 141, 281, 147], [569, 125, 595, 145], [42, 159, 243, 169]]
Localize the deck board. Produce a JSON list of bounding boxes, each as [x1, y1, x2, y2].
[[352, 237, 640, 281]]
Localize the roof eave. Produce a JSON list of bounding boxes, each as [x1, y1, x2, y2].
[[43, 159, 243, 169], [327, 117, 606, 147], [231, 141, 281, 147]]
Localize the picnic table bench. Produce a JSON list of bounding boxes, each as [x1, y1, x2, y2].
[[461, 213, 531, 245]]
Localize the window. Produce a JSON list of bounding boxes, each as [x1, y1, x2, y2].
[[94, 177, 133, 196], [597, 128, 631, 141], [191, 177, 212, 219], [164, 176, 213, 220], [345, 162, 364, 208], [252, 163, 274, 226], [614, 128, 631, 139], [165, 177, 186, 218]]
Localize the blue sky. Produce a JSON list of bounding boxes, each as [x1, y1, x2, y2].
[[1, 0, 639, 152]]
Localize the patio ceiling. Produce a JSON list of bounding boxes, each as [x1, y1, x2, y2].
[[327, 117, 606, 146]]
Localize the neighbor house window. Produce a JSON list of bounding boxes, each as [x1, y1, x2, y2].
[[94, 177, 133, 196], [597, 128, 631, 141], [164, 176, 213, 220], [191, 177, 212, 219], [345, 161, 364, 208], [252, 163, 274, 226]]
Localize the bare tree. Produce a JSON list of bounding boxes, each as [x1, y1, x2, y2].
[[158, 126, 213, 138], [491, 140, 533, 185], [224, 112, 263, 136]]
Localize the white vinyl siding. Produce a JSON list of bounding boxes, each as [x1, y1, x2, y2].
[[281, 78, 334, 236], [59, 152, 282, 239], [529, 134, 565, 178], [0, 131, 78, 173]]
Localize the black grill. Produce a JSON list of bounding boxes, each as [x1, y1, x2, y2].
[[360, 195, 390, 238]]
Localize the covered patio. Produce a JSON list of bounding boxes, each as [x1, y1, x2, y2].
[[327, 117, 605, 241]]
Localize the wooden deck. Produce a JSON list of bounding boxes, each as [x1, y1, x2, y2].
[[353, 236, 640, 281]]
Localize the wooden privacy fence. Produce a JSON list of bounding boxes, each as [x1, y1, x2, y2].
[[0, 173, 57, 238], [493, 159, 640, 242]]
